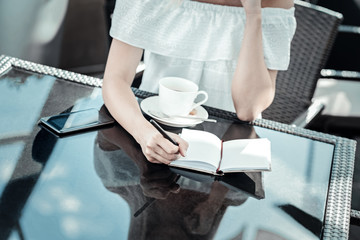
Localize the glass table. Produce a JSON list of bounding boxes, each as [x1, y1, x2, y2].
[[0, 55, 356, 240]]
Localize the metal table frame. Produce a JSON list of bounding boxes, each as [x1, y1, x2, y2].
[[0, 55, 357, 239]]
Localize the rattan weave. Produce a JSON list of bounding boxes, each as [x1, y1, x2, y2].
[[351, 209, 360, 220], [262, 1, 343, 124]]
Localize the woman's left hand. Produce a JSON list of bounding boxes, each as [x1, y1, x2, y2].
[[240, 0, 262, 15]]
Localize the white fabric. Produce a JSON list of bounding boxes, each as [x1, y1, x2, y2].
[[110, 0, 296, 112]]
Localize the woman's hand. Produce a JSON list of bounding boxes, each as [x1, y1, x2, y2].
[[138, 127, 188, 165], [240, 0, 262, 15]]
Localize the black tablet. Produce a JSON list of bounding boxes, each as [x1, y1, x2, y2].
[[39, 108, 114, 136]]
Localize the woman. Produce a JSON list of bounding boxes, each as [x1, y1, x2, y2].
[[102, 0, 296, 164]]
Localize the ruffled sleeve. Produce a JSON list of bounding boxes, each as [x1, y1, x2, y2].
[[110, 0, 296, 70], [262, 8, 297, 70]]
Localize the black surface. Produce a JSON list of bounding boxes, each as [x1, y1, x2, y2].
[[314, 0, 360, 74], [0, 67, 338, 239]]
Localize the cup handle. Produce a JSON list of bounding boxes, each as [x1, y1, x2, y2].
[[192, 91, 208, 110]]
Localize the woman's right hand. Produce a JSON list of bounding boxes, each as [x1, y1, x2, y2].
[[138, 127, 188, 164], [102, 38, 188, 164]]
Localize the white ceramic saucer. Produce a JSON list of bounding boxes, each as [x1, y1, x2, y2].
[[140, 96, 209, 127]]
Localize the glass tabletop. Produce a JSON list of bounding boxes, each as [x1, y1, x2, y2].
[[0, 59, 355, 240]]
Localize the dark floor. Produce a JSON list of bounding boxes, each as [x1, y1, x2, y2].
[[350, 217, 360, 240]]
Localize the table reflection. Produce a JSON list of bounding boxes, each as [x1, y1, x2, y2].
[[0, 65, 341, 239], [94, 112, 265, 239], [0, 128, 57, 239]]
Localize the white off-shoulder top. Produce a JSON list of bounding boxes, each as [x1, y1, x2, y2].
[[110, 0, 297, 112]]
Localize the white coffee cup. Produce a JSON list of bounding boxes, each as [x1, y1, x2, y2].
[[159, 77, 208, 116]]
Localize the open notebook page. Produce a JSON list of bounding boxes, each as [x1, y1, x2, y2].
[[171, 129, 221, 172], [220, 138, 271, 172]]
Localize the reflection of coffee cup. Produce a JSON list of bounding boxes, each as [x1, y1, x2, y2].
[[159, 77, 208, 116]]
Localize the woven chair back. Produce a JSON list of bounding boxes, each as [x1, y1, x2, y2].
[[262, 1, 343, 124]]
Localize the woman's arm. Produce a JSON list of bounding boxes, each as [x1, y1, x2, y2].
[[232, 0, 294, 121], [102, 39, 188, 164]]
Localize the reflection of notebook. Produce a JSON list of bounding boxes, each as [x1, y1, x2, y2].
[[170, 168, 265, 200]]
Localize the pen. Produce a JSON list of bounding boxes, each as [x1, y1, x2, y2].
[[150, 119, 179, 146]]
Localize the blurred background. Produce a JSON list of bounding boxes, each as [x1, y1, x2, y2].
[[0, 0, 113, 76], [0, 0, 359, 238], [0, 0, 359, 79]]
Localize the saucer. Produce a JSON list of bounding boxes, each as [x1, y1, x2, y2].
[[140, 96, 209, 127]]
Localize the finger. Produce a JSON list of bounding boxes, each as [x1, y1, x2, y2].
[[151, 143, 179, 162], [161, 132, 181, 154], [146, 150, 172, 165], [154, 138, 181, 161], [144, 138, 175, 164], [172, 134, 189, 157], [144, 147, 169, 164], [148, 131, 179, 158], [146, 147, 179, 164]]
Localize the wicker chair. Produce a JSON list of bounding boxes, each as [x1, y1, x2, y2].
[[262, 0, 343, 126]]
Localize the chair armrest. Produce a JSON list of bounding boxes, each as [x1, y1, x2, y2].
[[351, 209, 360, 227], [351, 209, 360, 220], [291, 101, 325, 128], [132, 61, 146, 88], [136, 61, 146, 74]]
